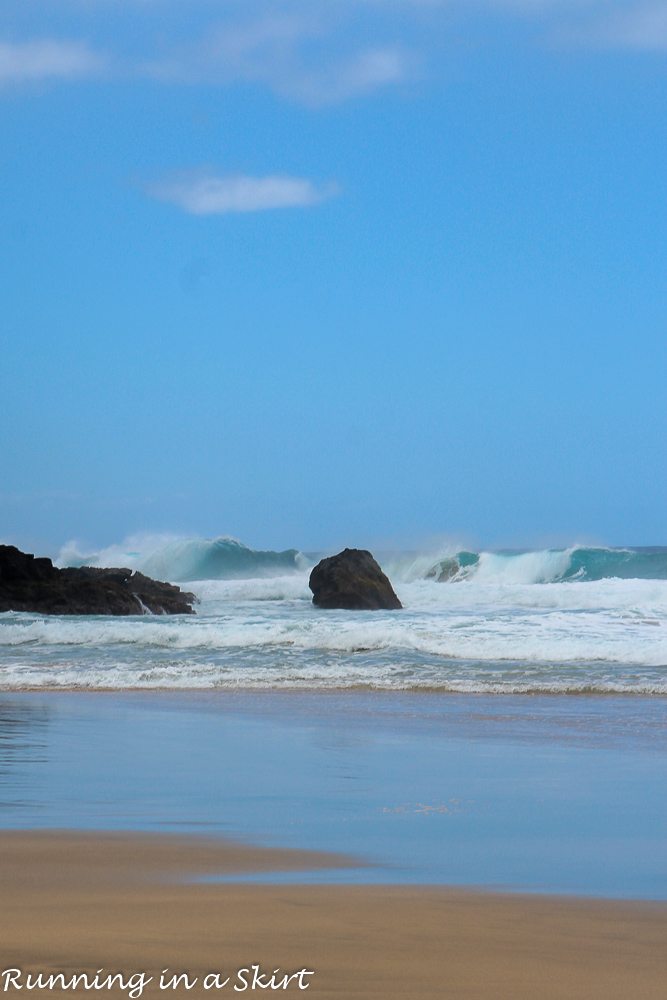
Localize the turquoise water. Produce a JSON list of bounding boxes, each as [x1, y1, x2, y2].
[[3, 541, 667, 693], [4, 539, 667, 693], [57, 536, 667, 585], [1, 690, 666, 899]]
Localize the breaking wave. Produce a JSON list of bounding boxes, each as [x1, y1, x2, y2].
[[4, 536, 667, 691], [56, 536, 667, 586], [389, 546, 667, 585], [57, 535, 308, 582]]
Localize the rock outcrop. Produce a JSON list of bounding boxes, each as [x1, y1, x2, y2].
[[0, 545, 196, 616], [425, 557, 460, 582], [309, 548, 402, 611]]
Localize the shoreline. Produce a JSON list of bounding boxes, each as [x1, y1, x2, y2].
[[2, 683, 666, 696], [2, 830, 666, 999]]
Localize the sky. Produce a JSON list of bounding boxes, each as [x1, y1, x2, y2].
[[1, 0, 665, 555]]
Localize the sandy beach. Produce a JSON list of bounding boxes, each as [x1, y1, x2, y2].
[[2, 830, 667, 1000], [2, 692, 666, 998]]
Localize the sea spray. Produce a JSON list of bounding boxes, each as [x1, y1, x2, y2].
[[4, 535, 665, 694], [57, 535, 307, 582], [388, 546, 667, 584], [57, 535, 667, 585]]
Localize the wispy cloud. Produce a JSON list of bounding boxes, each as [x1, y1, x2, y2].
[[581, 2, 667, 50], [0, 17, 412, 105], [2, 1, 663, 102], [146, 172, 339, 215], [0, 38, 105, 85], [144, 12, 320, 85], [279, 45, 414, 104], [143, 12, 414, 104]]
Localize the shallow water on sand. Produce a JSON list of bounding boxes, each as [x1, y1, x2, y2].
[[0, 691, 666, 899]]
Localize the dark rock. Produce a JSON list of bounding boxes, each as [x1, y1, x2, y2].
[[0, 545, 196, 616], [425, 557, 460, 582], [309, 548, 402, 611]]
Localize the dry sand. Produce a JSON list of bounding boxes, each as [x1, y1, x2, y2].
[[1, 831, 666, 1000]]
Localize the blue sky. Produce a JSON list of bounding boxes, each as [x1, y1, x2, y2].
[[1, 0, 665, 554]]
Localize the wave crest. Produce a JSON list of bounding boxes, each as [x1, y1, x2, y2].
[[57, 536, 667, 585], [57, 534, 307, 582], [390, 546, 667, 585]]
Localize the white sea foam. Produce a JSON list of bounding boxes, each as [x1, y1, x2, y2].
[[3, 535, 665, 692], [2, 574, 666, 691]]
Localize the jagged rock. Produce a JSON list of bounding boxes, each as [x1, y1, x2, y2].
[[425, 557, 460, 582], [0, 545, 196, 616], [309, 548, 402, 611]]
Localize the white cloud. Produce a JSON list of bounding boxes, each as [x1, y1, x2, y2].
[[2, 1, 663, 104], [0, 38, 105, 84], [586, 2, 667, 49], [144, 12, 320, 85], [146, 172, 339, 215], [279, 45, 414, 104], [142, 11, 414, 103], [0, 15, 414, 104]]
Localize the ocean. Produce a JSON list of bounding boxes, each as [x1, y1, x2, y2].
[[1, 536, 666, 693], [2, 536, 667, 898]]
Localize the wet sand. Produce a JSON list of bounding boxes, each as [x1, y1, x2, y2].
[[1, 831, 666, 1000]]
